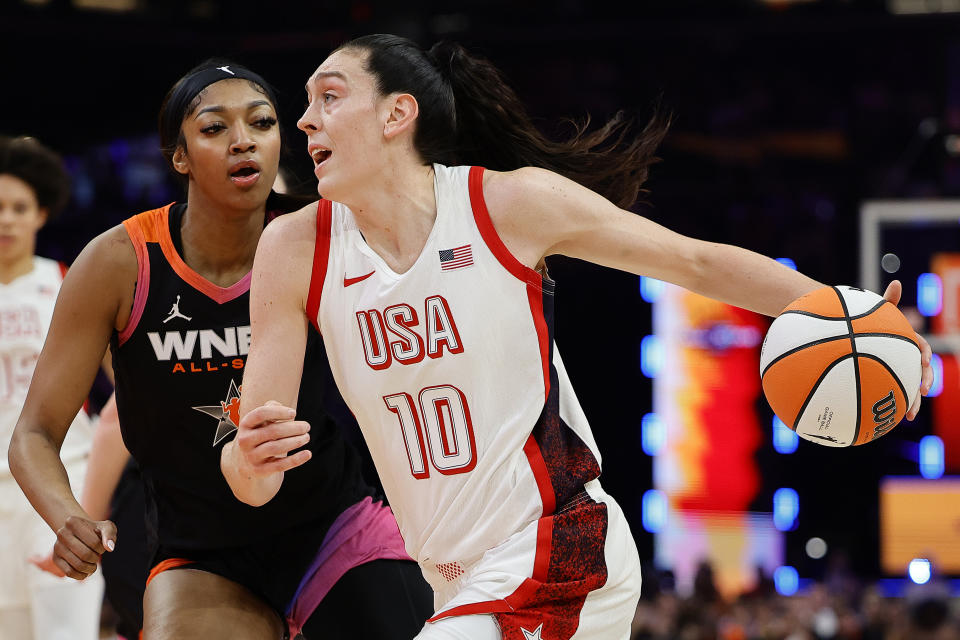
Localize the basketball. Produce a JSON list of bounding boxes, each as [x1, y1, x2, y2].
[[760, 285, 923, 447]]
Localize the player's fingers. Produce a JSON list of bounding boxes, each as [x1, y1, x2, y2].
[[915, 333, 934, 395], [64, 516, 105, 555], [52, 554, 87, 581], [53, 540, 98, 577], [239, 403, 296, 430], [882, 280, 902, 306], [261, 450, 312, 474], [252, 434, 310, 460], [906, 393, 921, 421], [97, 520, 117, 552], [237, 420, 310, 451]]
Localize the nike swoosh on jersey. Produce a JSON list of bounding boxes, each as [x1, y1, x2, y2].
[[344, 270, 376, 287]]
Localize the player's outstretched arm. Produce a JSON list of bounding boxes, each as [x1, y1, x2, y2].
[[482, 167, 933, 415], [222, 207, 316, 507], [483, 167, 824, 317], [8, 226, 135, 579]]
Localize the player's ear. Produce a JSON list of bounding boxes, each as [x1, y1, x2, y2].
[[383, 93, 418, 140], [172, 147, 190, 175]]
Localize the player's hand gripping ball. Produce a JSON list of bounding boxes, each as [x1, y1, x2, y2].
[[760, 285, 922, 446]]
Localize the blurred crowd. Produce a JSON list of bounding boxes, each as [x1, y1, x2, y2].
[[632, 561, 959, 640]]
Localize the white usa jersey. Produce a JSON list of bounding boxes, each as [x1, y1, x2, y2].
[[0, 257, 93, 476], [308, 164, 603, 574]]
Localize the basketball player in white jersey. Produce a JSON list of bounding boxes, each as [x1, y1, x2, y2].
[[223, 35, 934, 639], [0, 135, 104, 639]]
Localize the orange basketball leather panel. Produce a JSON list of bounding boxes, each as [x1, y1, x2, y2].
[[850, 303, 919, 344], [854, 357, 907, 446], [783, 286, 846, 318], [762, 338, 853, 427]]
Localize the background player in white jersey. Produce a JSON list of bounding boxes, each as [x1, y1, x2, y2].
[[224, 35, 935, 639], [0, 135, 104, 640]]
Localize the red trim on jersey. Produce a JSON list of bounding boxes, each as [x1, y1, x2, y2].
[[118, 214, 152, 347], [427, 599, 516, 622], [525, 285, 552, 403], [426, 517, 555, 623], [154, 206, 251, 304], [523, 434, 556, 515], [532, 512, 554, 582], [56, 261, 68, 280], [305, 200, 333, 334], [468, 166, 550, 400], [468, 166, 543, 290]]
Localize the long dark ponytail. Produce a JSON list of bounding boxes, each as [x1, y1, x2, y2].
[[338, 34, 670, 209]]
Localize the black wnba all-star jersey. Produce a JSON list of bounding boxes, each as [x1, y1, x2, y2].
[[110, 203, 370, 550]]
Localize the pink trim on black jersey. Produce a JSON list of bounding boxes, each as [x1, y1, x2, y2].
[[118, 216, 152, 347], [305, 200, 333, 334]]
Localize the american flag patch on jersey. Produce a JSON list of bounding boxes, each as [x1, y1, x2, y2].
[[439, 244, 474, 271]]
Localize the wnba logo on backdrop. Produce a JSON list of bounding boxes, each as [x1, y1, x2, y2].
[[872, 391, 897, 438]]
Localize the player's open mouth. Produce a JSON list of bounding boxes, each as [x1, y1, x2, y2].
[[229, 160, 261, 186], [310, 146, 332, 166]]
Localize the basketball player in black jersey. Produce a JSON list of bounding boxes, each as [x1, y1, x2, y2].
[[9, 60, 432, 639]]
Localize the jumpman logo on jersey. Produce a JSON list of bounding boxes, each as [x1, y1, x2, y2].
[[192, 379, 242, 445], [521, 623, 544, 640], [163, 295, 192, 323]]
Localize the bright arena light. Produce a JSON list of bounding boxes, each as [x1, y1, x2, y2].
[[917, 273, 943, 316], [773, 416, 799, 454], [641, 413, 665, 456], [919, 435, 945, 479], [642, 490, 667, 533], [805, 537, 828, 559], [773, 488, 799, 531], [908, 558, 932, 585], [639, 276, 666, 303], [774, 566, 799, 596], [640, 335, 664, 378]]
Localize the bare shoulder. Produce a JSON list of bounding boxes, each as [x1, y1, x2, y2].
[[482, 167, 566, 210], [261, 202, 319, 250], [254, 202, 319, 306], [69, 224, 137, 284], [479, 168, 599, 267], [61, 223, 138, 329]]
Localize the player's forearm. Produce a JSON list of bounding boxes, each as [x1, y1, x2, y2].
[[220, 439, 283, 506], [686, 242, 824, 317], [9, 427, 89, 531]]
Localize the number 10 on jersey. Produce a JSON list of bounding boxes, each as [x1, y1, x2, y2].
[[384, 384, 477, 478]]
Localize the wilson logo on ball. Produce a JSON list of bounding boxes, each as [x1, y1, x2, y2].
[[871, 391, 897, 437]]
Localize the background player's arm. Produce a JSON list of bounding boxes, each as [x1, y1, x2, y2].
[[222, 209, 315, 507], [8, 226, 135, 577], [484, 167, 824, 317]]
